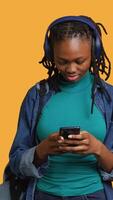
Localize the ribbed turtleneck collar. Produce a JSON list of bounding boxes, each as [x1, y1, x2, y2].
[[58, 71, 93, 93]]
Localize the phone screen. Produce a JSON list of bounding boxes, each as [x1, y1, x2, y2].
[[59, 126, 80, 139]]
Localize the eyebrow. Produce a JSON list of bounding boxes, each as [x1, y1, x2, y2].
[[56, 56, 86, 61]]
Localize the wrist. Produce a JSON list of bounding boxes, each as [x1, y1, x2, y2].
[[94, 141, 113, 172], [36, 144, 48, 160], [33, 145, 48, 166], [94, 140, 103, 157]]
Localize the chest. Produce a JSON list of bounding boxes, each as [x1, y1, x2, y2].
[[36, 90, 106, 142]]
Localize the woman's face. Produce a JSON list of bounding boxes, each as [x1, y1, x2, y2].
[[53, 37, 92, 82]]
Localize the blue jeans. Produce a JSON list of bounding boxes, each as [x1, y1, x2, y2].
[[34, 189, 106, 200]]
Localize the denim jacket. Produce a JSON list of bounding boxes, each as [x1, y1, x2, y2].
[[4, 78, 113, 200]]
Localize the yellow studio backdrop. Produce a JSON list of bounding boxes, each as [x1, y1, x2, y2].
[[0, 0, 113, 183]]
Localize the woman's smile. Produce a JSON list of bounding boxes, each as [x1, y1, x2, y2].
[[64, 73, 81, 82], [53, 37, 92, 82]]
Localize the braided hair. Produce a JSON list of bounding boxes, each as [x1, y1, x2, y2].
[[39, 16, 111, 113]]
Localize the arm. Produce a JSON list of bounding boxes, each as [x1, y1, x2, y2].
[[9, 84, 63, 179], [9, 85, 48, 179], [95, 141, 113, 173]]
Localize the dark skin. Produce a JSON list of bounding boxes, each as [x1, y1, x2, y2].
[[34, 37, 113, 173]]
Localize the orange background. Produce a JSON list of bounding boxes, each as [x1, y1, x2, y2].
[[0, 0, 113, 183]]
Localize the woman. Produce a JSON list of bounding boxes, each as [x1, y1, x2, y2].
[[3, 16, 113, 200]]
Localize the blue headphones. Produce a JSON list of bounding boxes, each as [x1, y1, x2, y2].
[[44, 16, 102, 61]]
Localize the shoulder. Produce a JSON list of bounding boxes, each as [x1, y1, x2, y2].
[[101, 79, 113, 94], [25, 80, 45, 97], [24, 83, 39, 101], [20, 82, 41, 107], [102, 80, 113, 99], [23, 79, 50, 102]]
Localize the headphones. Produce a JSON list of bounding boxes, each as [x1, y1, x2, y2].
[[44, 16, 102, 61]]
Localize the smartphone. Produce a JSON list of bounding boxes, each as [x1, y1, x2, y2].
[[59, 126, 80, 139]]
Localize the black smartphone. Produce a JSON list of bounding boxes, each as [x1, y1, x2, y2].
[[59, 126, 80, 139]]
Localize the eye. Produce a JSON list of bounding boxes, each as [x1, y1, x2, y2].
[[57, 60, 68, 65], [75, 59, 85, 65]]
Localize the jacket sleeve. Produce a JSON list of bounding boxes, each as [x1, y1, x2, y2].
[[97, 81, 113, 182], [9, 85, 48, 179], [100, 169, 113, 181]]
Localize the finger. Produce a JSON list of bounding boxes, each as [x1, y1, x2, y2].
[[82, 139, 89, 145], [62, 139, 89, 146], [77, 139, 89, 145], [50, 140, 61, 148], [49, 132, 59, 141], [72, 145, 89, 151], [61, 139, 79, 145], [68, 131, 89, 140], [59, 144, 89, 152], [80, 131, 89, 138], [68, 134, 83, 140], [57, 136, 64, 144], [53, 146, 67, 154]]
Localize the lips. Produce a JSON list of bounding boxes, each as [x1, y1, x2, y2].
[[66, 74, 80, 81]]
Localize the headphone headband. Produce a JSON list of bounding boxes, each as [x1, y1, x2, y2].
[[44, 15, 101, 60]]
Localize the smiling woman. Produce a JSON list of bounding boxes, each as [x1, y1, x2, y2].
[[53, 38, 91, 82], [2, 15, 113, 200]]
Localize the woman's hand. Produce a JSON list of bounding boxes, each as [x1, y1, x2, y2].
[[34, 132, 64, 166], [34, 131, 113, 172], [58, 131, 113, 172], [58, 131, 102, 155]]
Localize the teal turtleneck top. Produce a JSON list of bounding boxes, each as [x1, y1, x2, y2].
[[36, 71, 106, 196]]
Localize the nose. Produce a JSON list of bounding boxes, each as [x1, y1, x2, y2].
[[66, 62, 78, 73]]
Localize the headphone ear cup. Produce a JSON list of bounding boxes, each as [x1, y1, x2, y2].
[[95, 36, 101, 59], [91, 37, 101, 74]]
